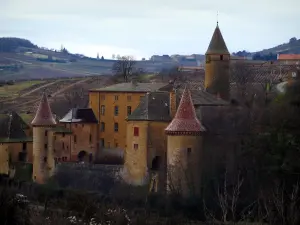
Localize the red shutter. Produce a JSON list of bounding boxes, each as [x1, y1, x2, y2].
[[134, 127, 139, 136]]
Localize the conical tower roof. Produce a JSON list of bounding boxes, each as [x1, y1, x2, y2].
[[31, 92, 56, 126], [165, 87, 205, 136], [206, 23, 229, 55]]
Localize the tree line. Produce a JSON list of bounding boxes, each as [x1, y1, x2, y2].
[[0, 38, 37, 52]]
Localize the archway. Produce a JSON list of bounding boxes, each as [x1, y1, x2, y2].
[[77, 151, 87, 162], [151, 156, 161, 171]]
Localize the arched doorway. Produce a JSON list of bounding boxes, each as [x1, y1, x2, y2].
[[77, 151, 87, 162], [151, 156, 161, 171]]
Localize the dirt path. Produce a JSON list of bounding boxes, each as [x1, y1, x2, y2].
[[50, 77, 93, 97], [8, 77, 93, 110], [0, 80, 60, 104], [19, 80, 61, 97], [3, 57, 32, 65]]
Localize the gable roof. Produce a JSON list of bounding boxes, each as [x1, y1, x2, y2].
[[165, 87, 205, 135], [90, 82, 169, 93], [127, 92, 171, 122], [0, 111, 31, 143], [59, 108, 98, 123], [206, 24, 230, 55]]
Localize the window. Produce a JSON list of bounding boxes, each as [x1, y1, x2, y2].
[[43, 157, 47, 163], [114, 106, 119, 116], [45, 131, 48, 136], [89, 134, 92, 143], [100, 122, 105, 131], [44, 144, 47, 149], [220, 55, 223, 60], [82, 124, 84, 127], [127, 95, 132, 101], [114, 123, 119, 132], [127, 106, 132, 116], [115, 141, 118, 148], [134, 127, 139, 136], [100, 105, 105, 115], [100, 138, 105, 147], [22, 143, 27, 151], [115, 95, 119, 101], [134, 144, 138, 150], [74, 135, 77, 143], [62, 133, 65, 137], [187, 148, 192, 154], [101, 95, 105, 100]]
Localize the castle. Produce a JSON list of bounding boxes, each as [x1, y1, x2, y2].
[[0, 23, 237, 196]]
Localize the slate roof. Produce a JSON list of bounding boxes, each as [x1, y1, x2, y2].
[[165, 88, 205, 135], [0, 111, 32, 143], [206, 23, 230, 55], [59, 108, 98, 123], [31, 92, 56, 126], [90, 82, 169, 93], [127, 92, 172, 122]]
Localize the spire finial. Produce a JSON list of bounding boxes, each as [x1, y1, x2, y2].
[[217, 11, 219, 25]]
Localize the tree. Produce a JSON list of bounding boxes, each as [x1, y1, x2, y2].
[[112, 56, 136, 82], [230, 61, 255, 101]]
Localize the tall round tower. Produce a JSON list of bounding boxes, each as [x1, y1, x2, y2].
[[205, 23, 231, 100], [165, 87, 206, 197], [31, 92, 56, 184]]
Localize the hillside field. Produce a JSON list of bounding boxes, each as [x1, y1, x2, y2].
[[0, 75, 114, 121]]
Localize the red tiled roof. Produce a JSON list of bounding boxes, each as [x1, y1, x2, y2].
[[277, 54, 300, 60], [31, 92, 56, 126], [165, 87, 205, 135]]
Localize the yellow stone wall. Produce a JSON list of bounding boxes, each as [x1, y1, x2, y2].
[[71, 123, 98, 160], [125, 121, 148, 184], [3, 142, 33, 163], [0, 144, 9, 175], [125, 120, 169, 188], [169, 90, 177, 118], [32, 126, 48, 184], [53, 133, 71, 161], [205, 54, 230, 100], [47, 131, 55, 177], [89, 91, 146, 151], [167, 135, 203, 197]]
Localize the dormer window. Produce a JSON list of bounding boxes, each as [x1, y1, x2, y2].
[[220, 55, 223, 60]]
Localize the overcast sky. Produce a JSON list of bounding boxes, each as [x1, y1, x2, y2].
[[1, 0, 299, 59]]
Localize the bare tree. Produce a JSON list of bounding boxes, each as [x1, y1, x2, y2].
[[230, 61, 255, 101], [112, 56, 137, 82]]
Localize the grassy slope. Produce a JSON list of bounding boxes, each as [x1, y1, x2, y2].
[[0, 51, 113, 80]]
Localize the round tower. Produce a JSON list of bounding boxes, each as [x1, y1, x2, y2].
[[205, 23, 230, 100], [31, 92, 56, 184], [165, 87, 206, 197]]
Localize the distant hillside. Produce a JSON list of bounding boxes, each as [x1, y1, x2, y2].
[[0, 37, 37, 52], [233, 37, 300, 60], [257, 37, 300, 55]]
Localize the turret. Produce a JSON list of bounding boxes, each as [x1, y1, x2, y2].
[[205, 23, 230, 100], [31, 92, 56, 184], [165, 87, 205, 197]]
